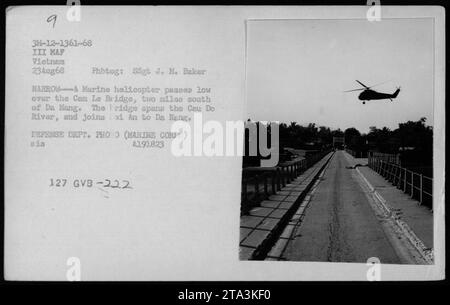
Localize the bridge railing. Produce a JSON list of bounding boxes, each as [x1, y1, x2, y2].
[[368, 156, 432, 208], [241, 149, 332, 214]]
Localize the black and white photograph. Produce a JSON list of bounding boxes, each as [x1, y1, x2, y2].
[[240, 18, 436, 264]]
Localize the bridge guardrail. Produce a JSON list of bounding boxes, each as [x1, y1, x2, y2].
[[368, 156, 432, 208], [241, 149, 332, 214]]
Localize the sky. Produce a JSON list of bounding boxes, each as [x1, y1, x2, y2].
[[246, 18, 434, 134]]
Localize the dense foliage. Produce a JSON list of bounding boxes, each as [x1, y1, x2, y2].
[[277, 117, 432, 156]]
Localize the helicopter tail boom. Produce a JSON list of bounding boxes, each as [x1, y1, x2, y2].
[[392, 87, 401, 98]]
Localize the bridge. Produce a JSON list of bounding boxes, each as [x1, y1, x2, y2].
[[239, 150, 433, 264]]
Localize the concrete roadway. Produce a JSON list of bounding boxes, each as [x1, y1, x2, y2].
[[283, 150, 403, 264]]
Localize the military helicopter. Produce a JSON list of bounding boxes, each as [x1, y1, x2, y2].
[[344, 80, 401, 104]]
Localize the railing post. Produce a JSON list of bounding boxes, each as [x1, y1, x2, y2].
[[393, 165, 397, 186], [395, 165, 400, 187], [395, 166, 398, 184], [277, 168, 281, 191], [243, 180, 248, 202], [410, 172, 414, 199], [391, 164, 395, 182], [419, 174, 423, 205], [403, 168, 407, 192], [271, 171, 276, 194], [392, 165, 395, 184], [279, 168, 283, 188], [390, 164, 394, 182], [264, 174, 268, 196], [254, 175, 259, 199], [386, 162, 390, 180]]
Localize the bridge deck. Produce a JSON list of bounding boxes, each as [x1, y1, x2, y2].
[[280, 151, 433, 264]]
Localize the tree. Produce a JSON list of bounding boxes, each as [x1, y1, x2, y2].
[[344, 127, 361, 149]]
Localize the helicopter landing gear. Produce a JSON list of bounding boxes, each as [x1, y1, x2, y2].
[[362, 101, 366, 105]]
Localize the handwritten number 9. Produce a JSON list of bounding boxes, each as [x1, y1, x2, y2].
[[47, 14, 57, 28]]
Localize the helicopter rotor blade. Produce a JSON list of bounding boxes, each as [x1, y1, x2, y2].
[[344, 88, 365, 92], [355, 80, 369, 89], [368, 79, 392, 89]]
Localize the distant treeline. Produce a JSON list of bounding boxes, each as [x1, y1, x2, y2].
[[344, 117, 433, 173]]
